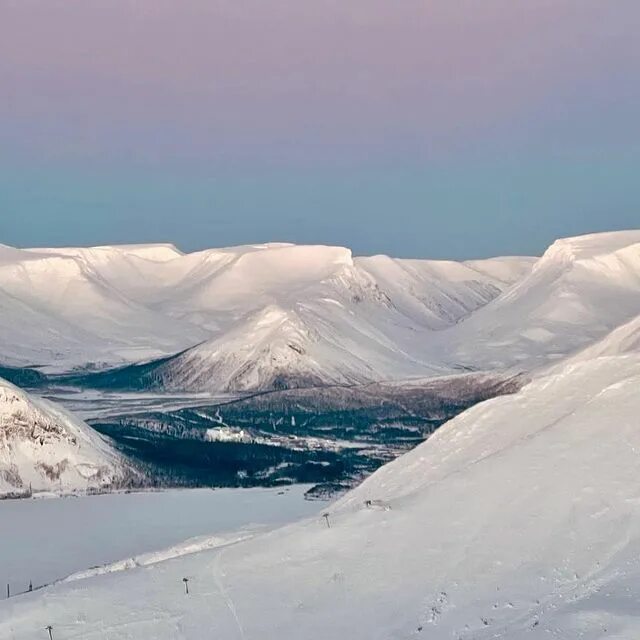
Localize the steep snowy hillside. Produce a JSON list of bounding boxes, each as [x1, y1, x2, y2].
[[142, 246, 533, 391], [441, 230, 640, 370], [3, 322, 640, 637], [0, 378, 131, 497]]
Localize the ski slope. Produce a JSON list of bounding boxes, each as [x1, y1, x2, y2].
[[3, 312, 640, 638], [0, 377, 129, 496]]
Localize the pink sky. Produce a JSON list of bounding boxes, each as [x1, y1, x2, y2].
[[2, 0, 638, 167]]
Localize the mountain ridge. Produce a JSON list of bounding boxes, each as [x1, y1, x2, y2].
[[0, 241, 536, 383]]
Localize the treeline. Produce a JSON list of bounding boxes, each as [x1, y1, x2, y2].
[[92, 422, 379, 489], [0, 365, 46, 388]]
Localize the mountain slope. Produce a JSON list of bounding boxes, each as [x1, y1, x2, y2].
[[439, 230, 640, 370], [3, 320, 640, 637], [76, 302, 449, 393], [143, 303, 420, 392], [0, 245, 208, 370], [7, 230, 640, 391], [148, 249, 534, 391], [0, 378, 131, 496], [356, 253, 535, 329], [566, 312, 640, 362]]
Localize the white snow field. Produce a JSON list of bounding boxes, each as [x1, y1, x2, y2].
[[0, 377, 128, 497], [0, 485, 320, 594], [2, 312, 640, 638], [0, 241, 535, 381]]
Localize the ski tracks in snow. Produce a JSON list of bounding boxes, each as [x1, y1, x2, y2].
[[212, 546, 246, 640]]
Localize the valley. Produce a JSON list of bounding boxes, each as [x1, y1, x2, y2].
[[0, 241, 538, 497], [22, 371, 520, 497], [1, 231, 640, 638]]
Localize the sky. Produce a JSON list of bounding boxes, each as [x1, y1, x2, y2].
[[1, 0, 639, 258]]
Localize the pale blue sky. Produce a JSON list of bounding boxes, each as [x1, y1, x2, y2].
[[1, 0, 639, 258]]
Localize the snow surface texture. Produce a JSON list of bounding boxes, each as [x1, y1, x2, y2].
[[0, 242, 534, 383], [0, 377, 127, 496], [3, 312, 640, 637]]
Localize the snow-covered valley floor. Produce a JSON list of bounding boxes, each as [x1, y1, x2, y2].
[[39, 388, 234, 421], [0, 485, 322, 595]]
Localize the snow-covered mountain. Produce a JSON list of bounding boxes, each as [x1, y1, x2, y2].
[[0, 377, 130, 497], [53, 231, 640, 393], [137, 303, 438, 392], [0, 243, 209, 368], [0, 241, 534, 385], [438, 230, 640, 371], [3, 232, 639, 391], [3, 317, 640, 637], [79, 300, 451, 393]]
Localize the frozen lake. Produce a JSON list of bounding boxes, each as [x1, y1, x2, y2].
[[0, 485, 323, 593]]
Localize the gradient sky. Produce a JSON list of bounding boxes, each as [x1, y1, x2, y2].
[[1, 0, 639, 258]]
